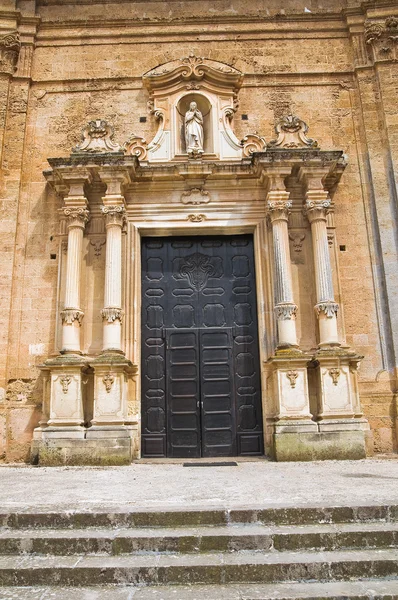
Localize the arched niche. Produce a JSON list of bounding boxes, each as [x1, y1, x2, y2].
[[176, 93, 213, 155]]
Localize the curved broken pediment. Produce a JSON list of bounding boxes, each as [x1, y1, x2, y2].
[[143, 55, 243, 94]]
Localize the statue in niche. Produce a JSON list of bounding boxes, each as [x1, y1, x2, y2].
[[185, 102, 204, 157]]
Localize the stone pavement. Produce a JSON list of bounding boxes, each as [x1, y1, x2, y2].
[[1, 457, 398, 511]]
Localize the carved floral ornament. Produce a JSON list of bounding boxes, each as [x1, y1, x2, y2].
[[0, 31, 21, 75]]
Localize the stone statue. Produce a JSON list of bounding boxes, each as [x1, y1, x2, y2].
[[185, 102, 204, 156]]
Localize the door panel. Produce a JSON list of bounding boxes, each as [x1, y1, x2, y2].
[[141, 235, 263, 458]]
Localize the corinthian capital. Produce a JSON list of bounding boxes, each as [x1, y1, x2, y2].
[[101, 307, 124, 323], [304, 196, 331, 223], [101, 205, 126, 227], [61, 309, 84, 325], [63, 207, 90, 228], [0, 32, 21, 75], [267, 197, 292, 222]]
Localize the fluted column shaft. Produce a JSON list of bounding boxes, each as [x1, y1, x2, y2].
[[61, 206, 89, 353], [267, 190, 298, 348], [305, 190, 340, 347], [101, 204, 125, 352]]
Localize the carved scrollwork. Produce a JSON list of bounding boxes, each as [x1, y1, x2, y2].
[[63, 207, 90, 228], [315, 302, 339, 319], [123, 134, 148, 160], [275, 303, 298, 320], [187, 214, 206, 222], [181, 188, 210, 205], [241, 134, 267, 157], [0, 32, 21, 75], [101, 307, 124, 323], [364, 17, 398, 61], [268, 115, 318, 149], [101, 205, 126, 227], [60, 309, 84, 325], [73, 120, 121, 153]]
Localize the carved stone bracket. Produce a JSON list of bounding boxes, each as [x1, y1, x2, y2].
[[101, 205, 126, 227], [315, 302, 339, 319], [0, 32, 21, 75], [268, 115, 318, 149], [101, 307, 124, 323], [181, 188, 210, 205], [102, 373, 115, 393], [286, 370, 299, 388], [61, 309, 84, 325], [73, 120, 122, 153], [275, 303, 298, 320], [63, 207, 90, 228]]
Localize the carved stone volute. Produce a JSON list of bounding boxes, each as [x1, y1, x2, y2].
[[73, 120, 122, 153], [268, 115, 318, 149]]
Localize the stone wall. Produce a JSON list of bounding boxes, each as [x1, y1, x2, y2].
[[0, 0, 397, 461]]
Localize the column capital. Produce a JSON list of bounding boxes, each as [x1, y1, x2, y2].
[[101, 307, 124, 323], [101, 205, 126, 228], [63, 206, 90, 229], [275, 302, 298, 321], [60, 308, 84, 325], [304, 192, 331, 223], [267, 194, 292, 222], [315, 301, 339, 319]]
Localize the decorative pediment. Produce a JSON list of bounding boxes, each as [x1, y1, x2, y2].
[[143, 55, 243, 94]]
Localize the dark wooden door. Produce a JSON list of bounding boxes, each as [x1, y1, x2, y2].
[[141, 235, 263, 458]]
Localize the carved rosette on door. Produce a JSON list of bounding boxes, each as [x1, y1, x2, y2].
[[141, 235, 263, 458]]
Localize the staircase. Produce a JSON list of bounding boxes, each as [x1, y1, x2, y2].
[[0, 505, 398, 598]]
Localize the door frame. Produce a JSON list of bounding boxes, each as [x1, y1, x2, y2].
[[125, 221, 275, 458]]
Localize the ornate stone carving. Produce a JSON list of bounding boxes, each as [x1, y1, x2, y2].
[[304, 198, 331, 222], [102, 373, 115, 393], [6, 379, 35, 404], [0, 32, 21, 75], [123, 134, 148, 160], [60, 309, 84, 325], [63, 207, 90, 228], [60, 375, 72, 394], [268, 115, 318, 149], [286, 370, 299, 389], [327, 232, 334, 247], [329, 368, 340, 386], [101, 205, 126, 227], [179, 252, 216, 290], [185, 102, 204, 157], [90, 239, 106, 257], [275, 303, 298, 320], [73, 120, 121, 153], [315, 302, 339, 319], [241, 133, 267, 157], [267, 199, 292, 222], [289, 233, 306, 253], [101, 307, 124, 323], [364, 17, 398, 61], [187, 214, 206, 222], [181, 188, 210, 205]]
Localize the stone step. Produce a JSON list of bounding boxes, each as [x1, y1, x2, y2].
[[1, 521, 398, 555], [1, 548, 398, 586], [1, 504, 397, 529], [1, 581, 398, 600]]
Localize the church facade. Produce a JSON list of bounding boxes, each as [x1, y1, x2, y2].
[[1, 0, 397, 464]]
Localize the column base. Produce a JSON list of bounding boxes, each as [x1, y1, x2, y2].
[[32, 436, 133, 466]]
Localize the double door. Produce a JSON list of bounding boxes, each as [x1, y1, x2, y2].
[[141, 235, 263, 458]]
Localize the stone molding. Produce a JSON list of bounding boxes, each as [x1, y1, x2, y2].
[[73, 120, 121, 153], [60, 309, 84, 325], [101, 307, 124, 323], [0, 31, 21, 75], [268, 115, 318, 149], [101, 205, 126, 227], [63, 207, 90, 228], [275, 303, 298, 321]]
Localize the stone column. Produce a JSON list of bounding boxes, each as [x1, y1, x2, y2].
[[101, 204, 125, 353], [267, 179, 298, 348], [61, 205, 89, 353], [301, 169, 340, 347]]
